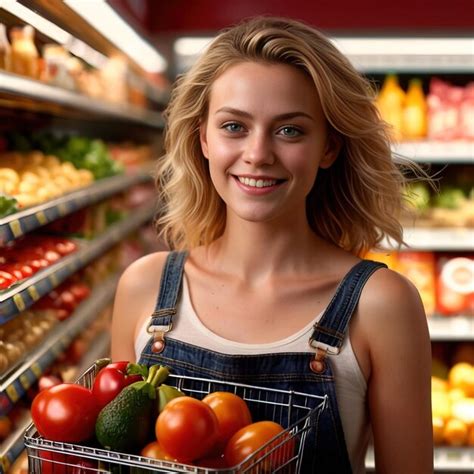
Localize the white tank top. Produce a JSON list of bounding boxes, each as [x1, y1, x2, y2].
[[135, 276, 369, 474]]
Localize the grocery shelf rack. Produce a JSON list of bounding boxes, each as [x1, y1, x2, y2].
[[0, 71, 164, 129], [0, 164, 154, 245], [429, 317, 474, 341], [0, 203, 155, 323], [398, 228, 474, 252], [0, 274, 118, 417], [394, 141, 474, 164], [0, 410, 31, 474], [366, 445, 474, 473]]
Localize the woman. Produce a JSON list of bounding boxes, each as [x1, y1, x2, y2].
[[112, 17, 433, 473]]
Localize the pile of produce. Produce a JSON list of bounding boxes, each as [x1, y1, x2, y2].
[[0, 235, 77, 290], [31, 361, 295, 470], [7, 133, 123, 180], [432, 362, 474, 446], [0, 153, 93, 211]]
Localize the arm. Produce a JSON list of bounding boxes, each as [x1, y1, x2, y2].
[[359, 268, 433, 474], [110, 252, 168, 362]]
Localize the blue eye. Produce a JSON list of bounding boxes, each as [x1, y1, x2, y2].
[[223, 122, 243, 133], [279, 126, 301, 137]]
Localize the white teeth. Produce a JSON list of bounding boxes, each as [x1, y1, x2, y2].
[[238, 177, 278, 188]]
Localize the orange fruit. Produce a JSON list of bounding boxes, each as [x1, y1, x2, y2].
[[449, 363, 474, 397], [468, 424, 474, 447], [443, 418, 468, 446], [432, 416, 445, 445]]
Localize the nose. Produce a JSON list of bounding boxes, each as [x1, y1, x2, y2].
[[243, 131, 275, 166]]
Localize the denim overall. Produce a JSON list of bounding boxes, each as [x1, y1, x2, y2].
[[138, 251, 386, 473]]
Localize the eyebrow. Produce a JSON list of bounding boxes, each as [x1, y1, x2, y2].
[[215, 107, 315, 122]]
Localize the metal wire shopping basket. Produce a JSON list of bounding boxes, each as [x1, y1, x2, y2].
[[24, 361, 327, 474]]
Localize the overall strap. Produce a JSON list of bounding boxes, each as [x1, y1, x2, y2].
[[309, 260, 387, 355], [148, 250, 188, 332]]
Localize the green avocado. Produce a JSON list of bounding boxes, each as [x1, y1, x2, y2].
[[95, 365, 169, 453]]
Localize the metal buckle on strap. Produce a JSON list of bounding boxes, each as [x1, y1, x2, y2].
[[309, 338, 340, 355], [146, 321, 173, 335]]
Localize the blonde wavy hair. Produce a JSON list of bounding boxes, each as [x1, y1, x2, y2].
[[157, 16, 415, 256]]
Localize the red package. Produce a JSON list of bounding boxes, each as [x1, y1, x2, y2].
[[436, 254, 474, 317]]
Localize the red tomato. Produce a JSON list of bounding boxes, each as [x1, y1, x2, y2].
[[28, 258, 49, 271], [55, 240, 77, 255], [44, 250, 61, 263], [106, 361, 129, 372], [39, 451, 74, 474], [140, 441, 177, 461], [92, 365, 142, 409], [0, 270, 16, 289], [38, 375, 62, 392], [224, 421, 295, 470], [156, 396, 219, 461], [69, 284, 90, 302], [202, 392, 252, 449], [55, 291, 77, 312], [31, 384, 99, 442]]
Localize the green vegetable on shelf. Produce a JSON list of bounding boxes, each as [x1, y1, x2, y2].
[[433, 187, 467, 210], [406, 182, 431, 212], [0, 194, 18, 218]]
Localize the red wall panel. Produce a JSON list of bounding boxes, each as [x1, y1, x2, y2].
[[146, 0, 474, 33]]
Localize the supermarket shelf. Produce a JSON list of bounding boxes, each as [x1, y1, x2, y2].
[[429, 317, 474, 341], [333, 37, 474, 73], [0, 275, 118, 417], [0, 332, 110, 474], [0, 204, 155, 323], [366, 445, 474, 472], [0, 411, 31, 474], [383, 228, 474, 251], [0, 165, 154, 244], [0, 71, 164, 128], [394, 141, 474, 164], [17, 0, 168, 102]]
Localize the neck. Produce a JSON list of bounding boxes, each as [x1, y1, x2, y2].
[[206, 211, 330, 285]]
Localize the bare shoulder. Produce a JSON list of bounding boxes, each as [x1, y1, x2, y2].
[[116, 251, 170, 297], [359, 267, 426, 322], [111, 251, 170, 360], [357, 266, 430, 357]]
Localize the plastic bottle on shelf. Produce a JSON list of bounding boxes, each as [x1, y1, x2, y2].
[[376, 74, 405, 141], [0, 23, 12, 71], [10, 25, 39, 79], [403, 78, 428, 140]]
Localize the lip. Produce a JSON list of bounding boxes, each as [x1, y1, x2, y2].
[[232, 175, 286, 195]]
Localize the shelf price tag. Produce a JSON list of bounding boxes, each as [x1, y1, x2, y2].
[[28, 285, 40, 301], [19, 373, 31, 390], [8, 220, 23, 238], [6, 384, 19, 403], [50, 273, 59, 287], [31, 362, 42, 378], [36, 210, 47, 225], [58, 202, 69, 216], [13, 293, 26, 312]]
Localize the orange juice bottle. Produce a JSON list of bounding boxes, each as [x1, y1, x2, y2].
[[376, 74, 405, 141], [10, 25, 39, 79], [403, 78, 427, 140]]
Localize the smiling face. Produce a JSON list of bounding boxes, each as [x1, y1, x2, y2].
[[200, 61, 337, 226]]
